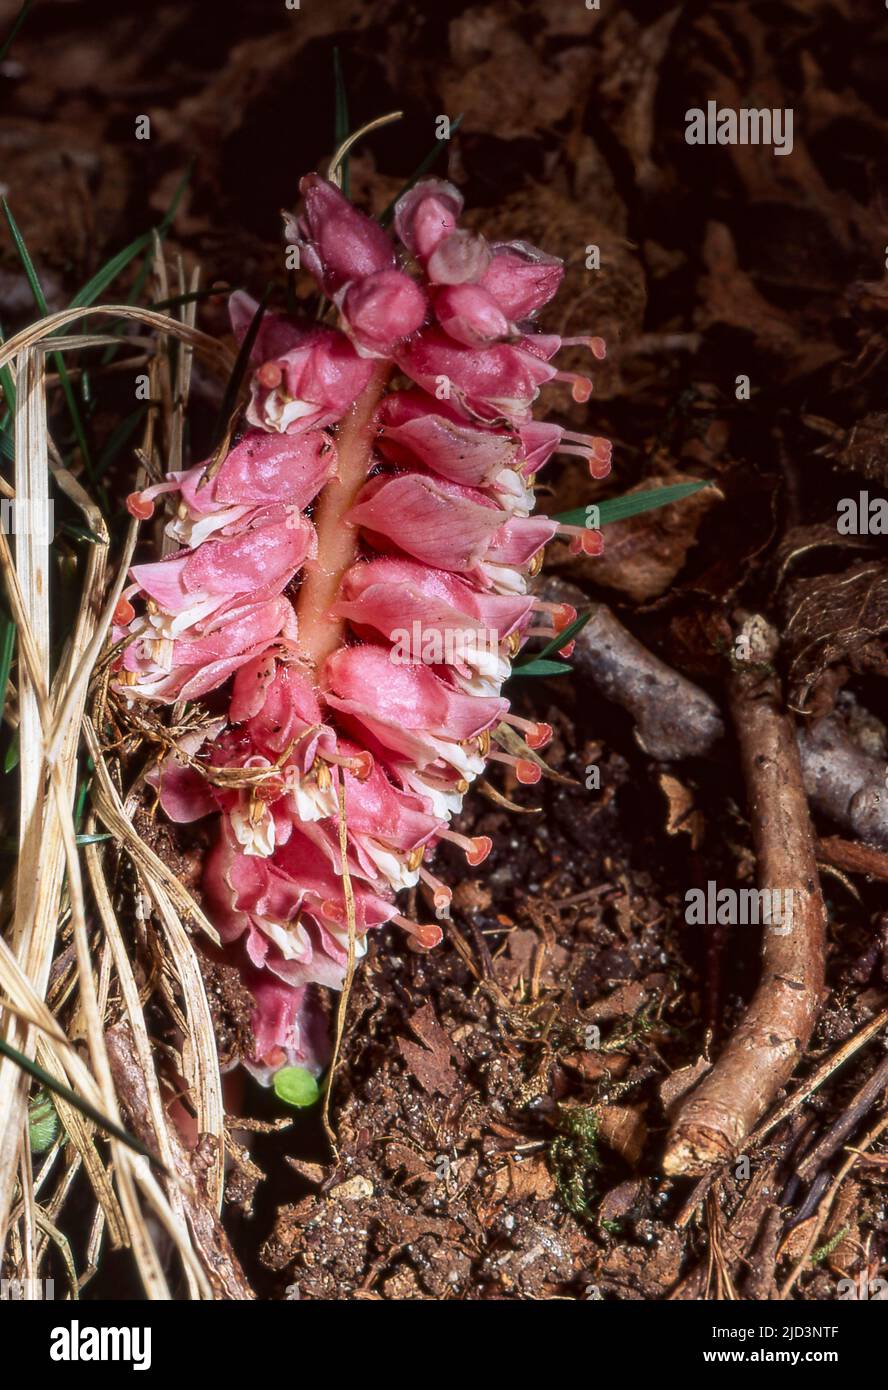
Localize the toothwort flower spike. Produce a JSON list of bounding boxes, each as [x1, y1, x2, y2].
[[116, 171, 610, 1084]]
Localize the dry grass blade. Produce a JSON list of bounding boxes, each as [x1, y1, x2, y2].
[[0, 305, 233, 378], [85, 827, 203, 1298], [0, 347, 53, 1246], [322, 780, 358, 1155], [0, 296, 223, 1294], [83, 718, 220, 945]]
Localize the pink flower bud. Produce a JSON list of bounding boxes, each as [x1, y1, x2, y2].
[[290, 174, 395, 295], [394, 178, 464, 260], [479, 240, 564, 320], [426, 230, 492, 285], [338, 268, 427, 357], [433, 282, 512, 346]]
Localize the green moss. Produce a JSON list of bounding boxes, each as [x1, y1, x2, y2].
[[550, 1103, 601, 1221]]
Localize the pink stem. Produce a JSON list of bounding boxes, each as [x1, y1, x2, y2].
[[295, 360, 391, 682]]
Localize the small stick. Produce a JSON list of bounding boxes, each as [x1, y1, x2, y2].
[[779, 1112, 888, 1299], [106, 1022, 254, 1301], [748, 1003, 888, 1145], [795, 1050, 888, 1184], [538, 579, 724, 760], [817, 835, 888, 882], [663, 616, 827, 1175]]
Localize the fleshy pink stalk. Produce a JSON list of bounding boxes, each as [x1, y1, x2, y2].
[[295, 361, 391, 680]]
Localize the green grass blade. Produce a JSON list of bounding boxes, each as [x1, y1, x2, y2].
[[378, 114, 465, 227], [0, 612, 15, 714], [555, 479, 711, 530], [514, 608, 593, 669], [2, 199, 93, 473], [4, 727, 19, 773], [68, 230, 156, 311], [95, 404, 147, 478], [510, 658, 573, 678], [124, 161, 193, 309], [149, 285, 233, 312], [99, 162, 194, 366], [0, 0, 33, 63], [0, 1036, 165, 1170], [0, 321, 16, 416], [212, 286, 269, 449]]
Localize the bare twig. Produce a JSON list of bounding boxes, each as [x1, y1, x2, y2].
[[798, 715, 888, 847], [105, 1023, 251, 1300], [663, 616, 827, 1175], [538, 579, 724, 759], [795, 1050, 888, 1185], [779, 1112, 888, 1299], [749, 1004, 888, 1145]]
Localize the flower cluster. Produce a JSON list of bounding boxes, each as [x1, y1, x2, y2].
[[115, 172, 609, 1082]]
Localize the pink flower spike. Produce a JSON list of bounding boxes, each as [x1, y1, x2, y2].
[[394, 178, 464, 261], [291, 174, 395, 295], [338, 268, 427, 357]]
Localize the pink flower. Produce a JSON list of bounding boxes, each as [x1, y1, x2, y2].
[[246, 323, 374, 434], [479, 240, 564, 320], [395, 328, 590, 425], [336, 556, 533, 643], [394, 178, 464, 261], [337, 268, 427, 357], [333, 556, 532, 693], [324, 643, 506, 775], [127, 429, 337, 545], [378, 389, 520, 487], [433, 282, 512, 346], [287, 174, 395, 295]]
